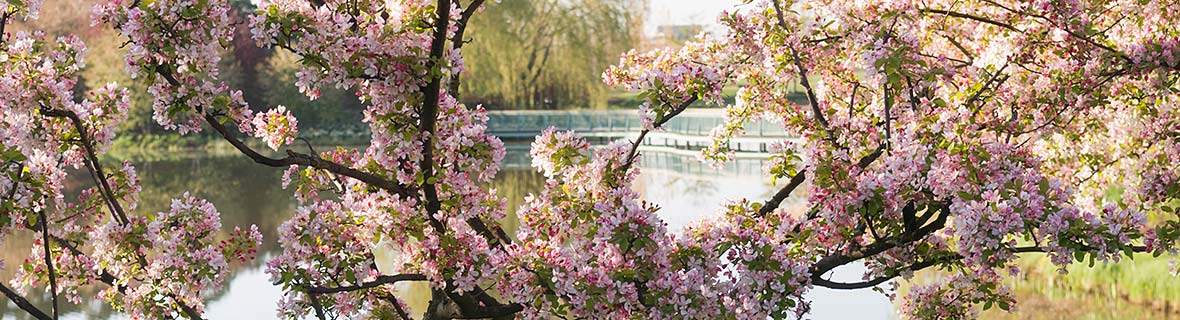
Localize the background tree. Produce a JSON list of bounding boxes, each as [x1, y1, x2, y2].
[[257, 51, 366, 136], [459, 0, 645, 109]]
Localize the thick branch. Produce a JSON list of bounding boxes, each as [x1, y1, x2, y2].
[[0, 283, 52, 320], [308, 293, 328, 320], [140, 65, 418, 199], [451, 304, 524, 319], [810, 201, 949, 276], [419, 2, 520, 317], [812, 254, 951, 290], [758, 171, 806, 217], [442, 281, 521, 320], [919, 9, 1020, 32], [441, 281, 523, 320], [760, 144, 883, 218], [0, 12, 11, 44], [306, 274, 428, 294], [202, 114, 415, 198], [417, 0, 453, 230]]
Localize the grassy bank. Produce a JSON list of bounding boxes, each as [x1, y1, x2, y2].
[[971, 254, 1180, 319], [899, 254, 1180, 319], [105, 133, 372, 162]]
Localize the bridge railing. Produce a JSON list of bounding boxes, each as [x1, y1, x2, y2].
[[486, 110, 790, 138]]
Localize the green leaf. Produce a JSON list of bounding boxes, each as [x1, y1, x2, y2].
[[957, 191, 980, 201], [2, 148, 26, 162]]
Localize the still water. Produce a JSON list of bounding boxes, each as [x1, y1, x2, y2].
[[0, 146, 1163, 319]]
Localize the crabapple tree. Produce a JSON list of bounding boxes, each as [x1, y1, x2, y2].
[[2, 0, 1180, 319]]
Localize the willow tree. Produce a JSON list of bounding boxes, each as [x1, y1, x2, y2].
[[459, 0, 644, 109]]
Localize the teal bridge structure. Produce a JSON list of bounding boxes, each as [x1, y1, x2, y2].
[[485, 110, 795, 158]]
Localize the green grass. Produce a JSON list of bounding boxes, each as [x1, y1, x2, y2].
[[972, 254, 1180, 319], [105, 132, 371, 163], [1014, 254, 1180, 303], [110, 134, 220, 152]]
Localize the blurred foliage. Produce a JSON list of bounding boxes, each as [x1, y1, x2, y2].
[[14, 0, 648, 142], [258, 51, 366, 132], [460, 0, 645, 109]]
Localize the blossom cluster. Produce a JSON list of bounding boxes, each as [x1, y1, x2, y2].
[[900, 273, 1015, 319], [603, 39, 735, 129], [93, 0, 253, 134], [1, 3, 262, 319], [508, 130, 814, 319], [86, 194, 262, 316], [252, 105, 300, 150]]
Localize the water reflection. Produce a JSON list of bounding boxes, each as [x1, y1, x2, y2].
[[1, 154, 295, 320], [0, 147, 900, 319]]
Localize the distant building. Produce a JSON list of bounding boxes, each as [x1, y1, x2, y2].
[[645, 24, 706, 49]]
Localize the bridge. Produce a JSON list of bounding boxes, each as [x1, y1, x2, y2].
[[486, 110, 794, 156]]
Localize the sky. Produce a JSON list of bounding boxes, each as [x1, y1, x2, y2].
[[646, 0, 746, 35]]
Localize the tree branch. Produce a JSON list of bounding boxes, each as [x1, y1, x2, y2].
[[447, 0, 488, 95], [306, 290, 328, 320], [919, 9, 1020, 32], [758, 171, 806, 217], [202, 114, 415, 198], [141, 66, 417, 199], [418, 3, 521, 317], [812, 253, 952, 290], [416, 0, 453, 232], [38, 210, 59, 319], [813, 245, 1151, 290], [0, 282, 52, 320], [306, 274, 428, 294], [41, 108, 129, 225], [620, 96, 699, 173], [0, 12, 12, 45], [810, 201, 949, 277], [760, 144, 884, 219], [770, 0, 829, 130], [39, 107, 205, 320]]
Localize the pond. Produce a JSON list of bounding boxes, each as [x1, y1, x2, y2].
[[0, 144, 1167, 319]]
